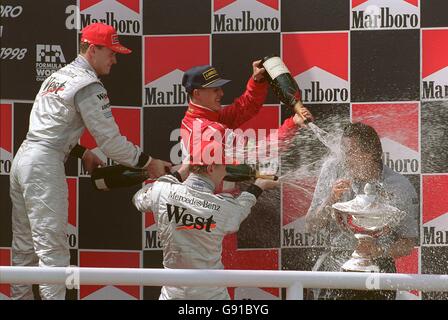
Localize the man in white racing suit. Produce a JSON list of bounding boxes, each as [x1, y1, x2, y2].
[[133, 143, 278, 299], [9, 23, 171, 300]]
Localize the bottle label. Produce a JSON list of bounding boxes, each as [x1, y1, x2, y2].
[[263, 57, 290, 79]]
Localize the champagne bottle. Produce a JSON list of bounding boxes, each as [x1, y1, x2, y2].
[[259, 55, 343, 153], [259, 55, 309, 124], [224, 164, 278, 182], [91, 165, 149, 191]]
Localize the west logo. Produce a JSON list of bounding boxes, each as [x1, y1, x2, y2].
[[79, 0, 142, 35], [144, 36, 209, 106], [352, 0, 419, 30], [422, 29, 448, 101], [282, 33, 349, 104], [352, 103, 420, 174], [422, 176, 448, 246], [213, 0, 279, 33], [41, 77, 66, 95], [166, 204, 216, 232]]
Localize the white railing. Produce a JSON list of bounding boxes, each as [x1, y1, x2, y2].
[[1, 267, 448, 300]]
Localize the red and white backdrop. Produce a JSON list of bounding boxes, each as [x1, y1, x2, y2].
[[1, 0, 448, 300]]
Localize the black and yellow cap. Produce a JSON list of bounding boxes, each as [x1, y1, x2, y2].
[[182, 65, 231, 93]]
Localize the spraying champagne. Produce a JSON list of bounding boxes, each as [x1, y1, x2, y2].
[[260, 55, 336, 151]]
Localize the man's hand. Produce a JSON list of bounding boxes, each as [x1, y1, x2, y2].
[[387, 238, 415, 259], [329, 179, 352, 203], [252, 60, 266, 82], [254, 178, 279, 190], [293, 106, 314, 128], [357, 237, 415, 259], [356, 236, 384, 259], [146, 158, 172, 179], [171, 163, 190, 181], [82, 150, 105, 174]]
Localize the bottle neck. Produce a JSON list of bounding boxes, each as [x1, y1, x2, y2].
[[262, 56, 290, 80], [224, 164, 278, 181]]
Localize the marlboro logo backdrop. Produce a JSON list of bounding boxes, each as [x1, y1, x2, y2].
[[422, 29, 448, 101], [79, 0, 142, 35], [143, 35, 210, 106], [0, 248, 11, 300], [1, 0, 448, 300], [79, 250, 141, 299], [79, 107, 142, 175], [351, 0, 420, 30], [212, 0, 280, 33], [352, 102, 420, 174], [0, 103, 13, 175], [282, 32, 349, 104], [422, 175, 448, 246]]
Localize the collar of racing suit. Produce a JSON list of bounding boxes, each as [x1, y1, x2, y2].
[[184, 173, 216, 193], [72, 54, 98, 76], [186, 101, 220, 122]]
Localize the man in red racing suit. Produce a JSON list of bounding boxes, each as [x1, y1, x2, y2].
[[180, 62, 313, 168]]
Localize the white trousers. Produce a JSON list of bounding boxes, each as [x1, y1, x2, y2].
[[9, 143, 69, 300]]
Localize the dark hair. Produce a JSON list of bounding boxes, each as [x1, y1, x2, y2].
[[188, 164, 209, 174], [342, 122, 383, 165], [79, 41, 90, 54], [79, 41, 104, 54]]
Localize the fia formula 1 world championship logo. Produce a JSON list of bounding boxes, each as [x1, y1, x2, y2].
[[35, 44, 67, 81]]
